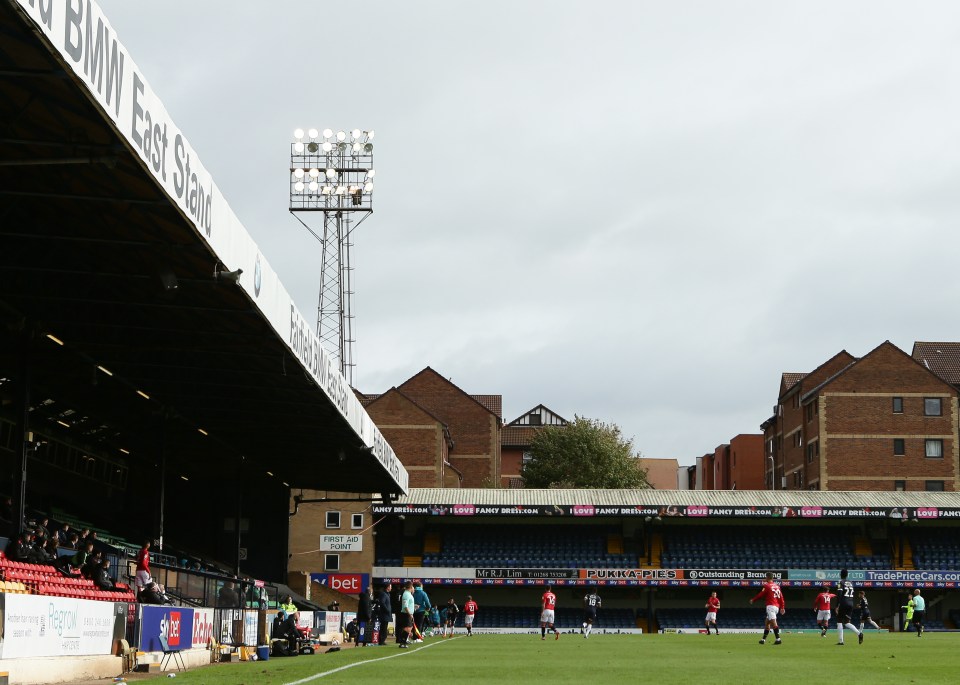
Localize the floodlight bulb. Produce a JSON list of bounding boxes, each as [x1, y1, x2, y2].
[[364, 182, 374, 192], [336, 142, 346, 152], [293, 168, 304, 179], [307, 142, 319, 153], [293, 128, 304, 140], [336, 185, 346, 195], [309, 168, 320, 178], [351, 129, 361, 140], [352, 142, 362, 152], [367, 169, 376, 179], [293, 141, 305, 153], [363, 143, 374, 153], [337, 130, 346, 141], [294, 181, 304, 192], [322, 128, 333, 139], [367, 130, 375, 140], [321, 185, 333, 195], [322, 141, 332, 152], [308, 180, 319, 192], [307, 128, 318, 139], [326, 168, 338, 179]]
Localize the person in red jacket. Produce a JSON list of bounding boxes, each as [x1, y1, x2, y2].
[[750, 572, 786, 645], [463, 596, 478, 636], [135, 540, 151, 591]]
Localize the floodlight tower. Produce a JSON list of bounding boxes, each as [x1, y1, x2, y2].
[[289, 127, 376, 386]]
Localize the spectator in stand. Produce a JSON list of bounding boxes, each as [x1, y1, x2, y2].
[[40, 538, 59, 564], [94, 558, 115, 591], [135, 540, 151, 590], [55, 522, 72, 547], [81, 550, 103, 580], [0, 496, 12, 524], [139, 579, 170, 605], [77, 528, 91, 545], [70, 540, 94, 573], [34, 517, 51, 544], [23, 531, 46, 564], [4, 530, 32, 562], [327, 600, 341, 612], [218, 581, 239, 607], [64, 532, 79, 550]]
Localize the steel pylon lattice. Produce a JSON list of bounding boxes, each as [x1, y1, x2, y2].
[[288, 128, 375, 386]]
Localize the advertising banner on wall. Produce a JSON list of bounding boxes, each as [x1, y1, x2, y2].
[[140, 605, 195, 652], [381, 567, 960, 589], [373, 503, 955, 519], [310, 572, 370, 595], [0, 594, 116, 658]]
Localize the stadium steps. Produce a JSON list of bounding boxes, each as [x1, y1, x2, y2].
[[854, 536, 872, 556], [423, 532, 442, 555], [649, 533, 663, 568], [403, 556, 422, 567], [636, 617, 649, 632], [607, 534, 623, 554], [900, 539, 915, 570]]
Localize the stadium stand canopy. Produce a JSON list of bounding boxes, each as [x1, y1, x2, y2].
[[0, 0, 407, 496]]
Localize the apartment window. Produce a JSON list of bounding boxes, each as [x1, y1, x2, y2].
[[324, 554, 340, 571], [894, 480, 906, 492], [805, 398, 819, 422], [793, 470, 803, 488], [325, 511, 341, 529], [924, 398, 942, 416], [925, 481, 945, 492], [925, 439, 943, 458], [351, 513, 364, 529], [792, 432, 802, 448], [892, 397, 903, 414], [806, 442, 819, 463], [893, 438, 905, 456]]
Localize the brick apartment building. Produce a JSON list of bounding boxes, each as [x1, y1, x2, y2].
[[287, 368, 502, 583], [695, 434, 765, 490], [762, 341, 959, 491]]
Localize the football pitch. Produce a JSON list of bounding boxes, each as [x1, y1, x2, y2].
[[131, 632, 960, 685]]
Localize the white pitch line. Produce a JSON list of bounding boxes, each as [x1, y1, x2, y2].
[[282, 638, 457, 685]]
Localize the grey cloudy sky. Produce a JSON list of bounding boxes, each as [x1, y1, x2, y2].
[[97, 1, 960, 466]]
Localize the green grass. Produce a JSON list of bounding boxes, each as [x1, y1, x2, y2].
[[139, 632, 960, 685]]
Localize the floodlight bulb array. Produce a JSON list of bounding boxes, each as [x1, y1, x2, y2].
[[290, 128, 376, 208]]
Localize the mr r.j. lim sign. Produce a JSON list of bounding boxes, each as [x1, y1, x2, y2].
[[320, 535, 362, 552]]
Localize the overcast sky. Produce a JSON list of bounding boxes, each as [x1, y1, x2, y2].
[[96, 1, 960, 466]]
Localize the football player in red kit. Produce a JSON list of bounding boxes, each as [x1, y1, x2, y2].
[[750, 572, 786, 645]]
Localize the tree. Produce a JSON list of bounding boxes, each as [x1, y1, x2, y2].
[[521, 415, 650, 489]]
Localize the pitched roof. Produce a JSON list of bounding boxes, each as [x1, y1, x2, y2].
[[781, 373, 806, 392], [912, 341, 960, 385], [506, 404, 569, 427], [501, 425, 540, 448], [471, 395, 502, 418], [398, 367, 501, 419], [364, 387, 447, 426]]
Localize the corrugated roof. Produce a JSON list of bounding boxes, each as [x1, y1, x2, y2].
[[393, 488, 960, 508], [912, 341, 960, 385]]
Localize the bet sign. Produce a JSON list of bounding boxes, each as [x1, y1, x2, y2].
[[310, 573, 369, 595]]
